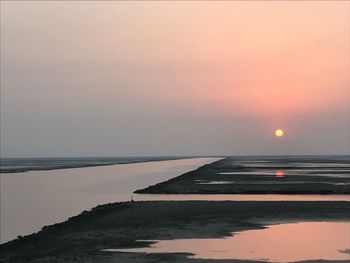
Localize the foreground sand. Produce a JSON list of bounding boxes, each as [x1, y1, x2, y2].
[[1, 201, 349, 263]]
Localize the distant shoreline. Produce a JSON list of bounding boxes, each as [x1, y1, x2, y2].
[[0, 156, 202, 174], [2, 154, 348, 174]]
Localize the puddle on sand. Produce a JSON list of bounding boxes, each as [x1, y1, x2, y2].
[[104, 222, 350, 262]]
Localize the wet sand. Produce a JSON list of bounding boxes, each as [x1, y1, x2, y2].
[[1, 201, 349, 263], [135, 157, 350, 194]]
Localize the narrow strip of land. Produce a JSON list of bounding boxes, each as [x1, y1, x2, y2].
[[135, 157, 350, 194]]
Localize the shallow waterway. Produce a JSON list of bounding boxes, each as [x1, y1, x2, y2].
[[105, 222, 350, 262], [0, 158, 218, 243], [1, 156, 349, 244]]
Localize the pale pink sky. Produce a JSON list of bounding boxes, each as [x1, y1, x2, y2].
[[1, 1, 349, 156]]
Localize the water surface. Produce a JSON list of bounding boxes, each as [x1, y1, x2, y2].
[[0, 158, 217, 243], [0, 156, 194, 173], [106, 222, 350, 262]]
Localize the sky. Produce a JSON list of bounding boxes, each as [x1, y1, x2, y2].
[[1, 1, 349, 157]]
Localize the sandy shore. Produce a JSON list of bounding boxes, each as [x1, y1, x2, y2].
[[135, 157, 350, 194], [1, 201, 349, 263]]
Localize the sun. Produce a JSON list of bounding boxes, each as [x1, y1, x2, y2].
[[275, 129, 284, 137]]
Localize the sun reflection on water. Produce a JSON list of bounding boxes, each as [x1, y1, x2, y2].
[[275, 170, 285, 178]]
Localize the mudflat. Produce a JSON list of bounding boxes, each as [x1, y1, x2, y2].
[[135, 157, 350, 194], [1, 201, 349, 263]]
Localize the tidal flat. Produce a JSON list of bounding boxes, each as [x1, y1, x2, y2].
[[0, 201, 349, 263], [135, 157, 350, 194]]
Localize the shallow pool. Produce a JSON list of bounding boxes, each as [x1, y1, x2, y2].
[[105, 221, 350, 262]]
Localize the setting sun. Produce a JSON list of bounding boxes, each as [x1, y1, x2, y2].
[[275, 129, 284, 137]]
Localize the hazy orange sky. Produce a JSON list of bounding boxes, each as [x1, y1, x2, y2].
[[1, 1, 349, 156]]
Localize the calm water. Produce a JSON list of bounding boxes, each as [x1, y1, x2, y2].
[[0, 156, 195, 173], [1, 156, 349, 244], [105, 222, 350, 262], [0, 158, 218, 243]]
